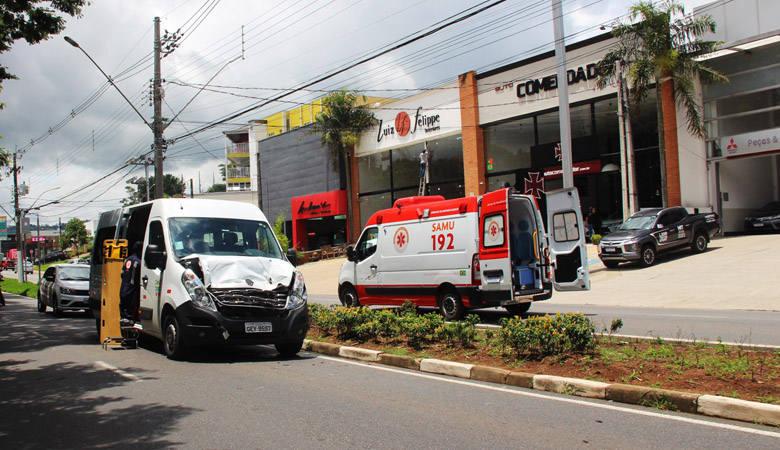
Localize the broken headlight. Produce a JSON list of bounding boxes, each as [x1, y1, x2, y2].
[[287, 270, 307, 310], [182, 269, 216, 311]]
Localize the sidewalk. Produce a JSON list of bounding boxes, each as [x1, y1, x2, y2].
[[298, 234, 780, 311]]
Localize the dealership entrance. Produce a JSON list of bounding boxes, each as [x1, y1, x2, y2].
[[291, 190, 348, 251]]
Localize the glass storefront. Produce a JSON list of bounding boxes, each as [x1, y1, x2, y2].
[[704, 43, 780, 157], [485, 93, 660, 222], [357, 134, 464, 225]]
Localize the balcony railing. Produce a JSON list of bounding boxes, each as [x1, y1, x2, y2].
[[227, 142, 249, 156], [227, 166, 251, 178]]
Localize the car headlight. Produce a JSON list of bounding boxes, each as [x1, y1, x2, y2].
[[287, 270, 307, 310], [765, 215, 780, 221], [181, 269, 216, 311], [60, 287, 76, 295]]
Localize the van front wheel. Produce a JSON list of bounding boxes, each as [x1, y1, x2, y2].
[[163, 314, 188, 360], [439, 289, 465, 321], [275, 340, 304, 357]]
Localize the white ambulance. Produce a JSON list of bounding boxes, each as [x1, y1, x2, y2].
[[338, 187, 590, 319]]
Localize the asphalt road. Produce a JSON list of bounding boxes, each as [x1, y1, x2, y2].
[[1, 298, 779, 449]]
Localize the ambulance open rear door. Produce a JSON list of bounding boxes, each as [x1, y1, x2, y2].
[[545, 187, 590, 291], [478, 189, 512, 295]]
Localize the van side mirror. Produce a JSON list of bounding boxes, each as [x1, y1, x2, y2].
[[286, 248, 298, 267], [144, 244, 167, 270], [346, 246, 355, 262]]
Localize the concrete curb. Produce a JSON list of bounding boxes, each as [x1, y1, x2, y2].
[[303, 339, 780, 427]]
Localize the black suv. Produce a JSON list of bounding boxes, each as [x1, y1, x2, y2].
[[36, 250, 68, 265]]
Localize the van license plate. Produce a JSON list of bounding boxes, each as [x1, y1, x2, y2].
[[245, 322, 272, 333]]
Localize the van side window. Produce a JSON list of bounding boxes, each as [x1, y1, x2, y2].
[[356, 227, 378, 261], [552, 211, 579, 242], [149, 221, 165, 250], [483, 214, 505, 248]]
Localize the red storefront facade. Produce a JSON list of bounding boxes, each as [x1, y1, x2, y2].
[[291, 190, 349, 251]]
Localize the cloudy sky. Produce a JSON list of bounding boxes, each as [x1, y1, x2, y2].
[[1, 0, 713, 227]]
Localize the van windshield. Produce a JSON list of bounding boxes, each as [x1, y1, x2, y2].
[[169, 218, 283, 260]]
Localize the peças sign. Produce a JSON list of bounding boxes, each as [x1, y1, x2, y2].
[[507, 63, 599, 98]]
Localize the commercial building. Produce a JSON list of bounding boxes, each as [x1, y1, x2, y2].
[[224, 2, 778, 242]]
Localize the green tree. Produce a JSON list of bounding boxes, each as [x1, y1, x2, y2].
[[273, 213, 289, 253], [206, 183, 226, 193], [122, 174, 186, 205], [60, 218, 88, 254], [596, 0, 727, 207], [312, 89, 377, 241]]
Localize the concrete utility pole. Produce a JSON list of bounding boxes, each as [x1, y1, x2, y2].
[[153, 16, 165, 200], [552, 0, 574, 188], [13, 152, 24, 283]]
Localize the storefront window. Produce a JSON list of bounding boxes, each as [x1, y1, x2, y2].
[[427, 134, 465, 183], [358, 192, 392, 227], [536, 111, 560, 145], [357, 151, 391, 192], [485, 117, 534, 173], [570, 104, 593, 139], [391, 145, 420, 190]]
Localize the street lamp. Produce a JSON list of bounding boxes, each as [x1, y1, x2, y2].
[[17, 187, 60, 283], [65, 35, 165, 200]]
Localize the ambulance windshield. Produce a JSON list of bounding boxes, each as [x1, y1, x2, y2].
[[168, 218, 283, 260]]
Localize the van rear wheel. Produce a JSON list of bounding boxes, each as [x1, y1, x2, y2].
[[163, 314, 188, 360], [439, 288, 465, 321], [340, 285, 360, 308]]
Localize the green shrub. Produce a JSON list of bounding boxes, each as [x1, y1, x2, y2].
[[273, 214, 290, 252], [498, 313, 595, 358], [590, 234, 602, 245]]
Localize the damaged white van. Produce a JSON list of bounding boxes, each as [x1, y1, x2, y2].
[[89, 199, 309, 360]]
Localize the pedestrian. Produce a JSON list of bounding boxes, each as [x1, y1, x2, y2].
[[119, 241, 142, 326], [587, 206, 603, 236], [419, 142, 429, 179]]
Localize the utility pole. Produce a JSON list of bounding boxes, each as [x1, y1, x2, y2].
[[617, 61, 638, 219], [552, 0, 573, 188], [13, 152, 24, 283], [153, 16, 165, 200]]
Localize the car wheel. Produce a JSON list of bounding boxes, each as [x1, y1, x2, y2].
[[439, 288, 465, 321], [603, 261, 620, 269], [52, 295, 62, 317], [275, 340, 304, 357], [639, 245, 657, 267], [163, 314, 188, 360], [691, 232, 708, 253], [37, 294, 46, 313], [339, 285, 360, 308], [95, 317, 101, 342], [505, 303, 531, 316]]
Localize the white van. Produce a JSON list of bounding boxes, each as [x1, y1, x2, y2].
[[89, 199, 308, 359], [338, 187, 590, 319]]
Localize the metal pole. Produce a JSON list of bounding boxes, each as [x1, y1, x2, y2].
[[13, 152, 24, 283], [145, 158, 151, 202], [552, 0, 573, 188], [153, 17, 165, 200], [37, 215, 41, 280], [617, 62, 630, 221], [622, 78, 638, 213]]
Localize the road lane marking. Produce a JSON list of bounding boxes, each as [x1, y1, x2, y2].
[[95, 361, 141, 382], [315, 355, 780, 439]]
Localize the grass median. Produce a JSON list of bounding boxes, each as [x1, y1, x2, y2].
[[307, 303, 780, 407]]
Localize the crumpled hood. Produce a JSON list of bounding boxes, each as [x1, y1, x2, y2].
[[190, 255, 293, 291]]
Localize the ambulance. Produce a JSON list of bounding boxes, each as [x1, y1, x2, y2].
[[338, 187, 590, 319]]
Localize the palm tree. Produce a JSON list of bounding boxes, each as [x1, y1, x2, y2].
[[312, 89, 377, 242], [596, 0, 727, 207]]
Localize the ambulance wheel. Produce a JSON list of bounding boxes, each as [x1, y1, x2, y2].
[[163, 314, 188, 360], [505, 303, 531, 316], [639, 245, 657, 267], [439, 289, 465, 321], [340, 285, 360, 308]]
